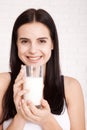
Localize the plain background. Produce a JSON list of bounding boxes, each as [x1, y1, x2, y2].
[[0, 0, 87, 129]]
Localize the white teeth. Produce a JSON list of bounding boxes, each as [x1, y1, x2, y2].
[[28, 57, 41, 61]]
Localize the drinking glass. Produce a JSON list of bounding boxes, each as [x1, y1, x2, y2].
[[24, 65, 43, 107]]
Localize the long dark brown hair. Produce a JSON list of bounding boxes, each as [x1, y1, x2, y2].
[[0, 8, 65, 124]]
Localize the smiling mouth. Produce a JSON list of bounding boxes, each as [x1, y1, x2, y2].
[[26, 56, 42, 63]]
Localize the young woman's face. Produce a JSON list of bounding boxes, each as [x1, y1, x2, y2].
[[17, 22, 53, 66]]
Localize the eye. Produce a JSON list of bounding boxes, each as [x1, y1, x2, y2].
[[39, 39, 46, 44], [21, 40, 28, 44]]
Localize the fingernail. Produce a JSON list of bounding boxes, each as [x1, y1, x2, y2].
[[22, 99, 24, 103], [27, 100, 31, 104]]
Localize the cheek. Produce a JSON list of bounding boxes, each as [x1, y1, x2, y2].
[[17, 46, 26, 58], [18, 45, 27, 53], [43, 48, 52, 61]]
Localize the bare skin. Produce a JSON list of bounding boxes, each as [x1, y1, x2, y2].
[[0, 71, 85, 130], [0, 73, 11, 130]]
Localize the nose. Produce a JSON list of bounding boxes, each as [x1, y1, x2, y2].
[[28, 43, 37, 54]]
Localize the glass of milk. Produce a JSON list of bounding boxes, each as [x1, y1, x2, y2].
[[24, 65, 43, 108]]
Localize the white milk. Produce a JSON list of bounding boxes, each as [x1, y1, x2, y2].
[[24, 77, 43, 106]]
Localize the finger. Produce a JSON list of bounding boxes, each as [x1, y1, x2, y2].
[[14, 90, 27, 111], [27, 101, 40, 116], [14, 79, 25, 89], [14, 89, 27, 101], [41, 99, 50, 112], [15, 68, 24, 83], [21, 100, 39, 122], [19, 107, 37, 123], [21, 100, 32, 115], [13, 79, 25, 97], [18, 100, 31, 120], [18, 90, 28, 97]]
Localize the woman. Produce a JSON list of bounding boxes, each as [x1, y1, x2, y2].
[[0, 8, 85, 130]]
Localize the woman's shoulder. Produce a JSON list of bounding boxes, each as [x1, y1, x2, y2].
[[0, 72, 11, 91], [64, 76, 81, 90], [63, 76, 83, 105], [64, 76, 81, 87], [0, 72, 11, 117]]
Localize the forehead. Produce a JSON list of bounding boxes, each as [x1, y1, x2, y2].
[[17, 22, 51, 37]]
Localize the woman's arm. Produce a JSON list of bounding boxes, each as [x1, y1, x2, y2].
[[19, 98, 63, 130], [0, 125, 3, 130], [0, 72, 11, 130], [6, 114, 26, 130], [41, 115, 62, 130], [64, 76, 86, 130]]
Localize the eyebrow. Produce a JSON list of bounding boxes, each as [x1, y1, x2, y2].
[[19, 38, 29, 41], [19, 37, 48, 41], [37, 37, 48, 40]]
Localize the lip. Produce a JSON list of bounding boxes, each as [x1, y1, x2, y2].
[[26, 56, 42, 63]]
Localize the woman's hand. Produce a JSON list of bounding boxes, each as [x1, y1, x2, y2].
[[13, 66, 62, 130], [18, 99, 62, 130], [19, 98, 51, 125], [13, 66, 51, 126], [13, 66, 28, 123]]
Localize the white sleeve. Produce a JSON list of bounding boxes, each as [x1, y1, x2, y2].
[[3, 119, 12, 130]]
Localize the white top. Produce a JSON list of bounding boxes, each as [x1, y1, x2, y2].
[[3, 107, 70, 130]]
